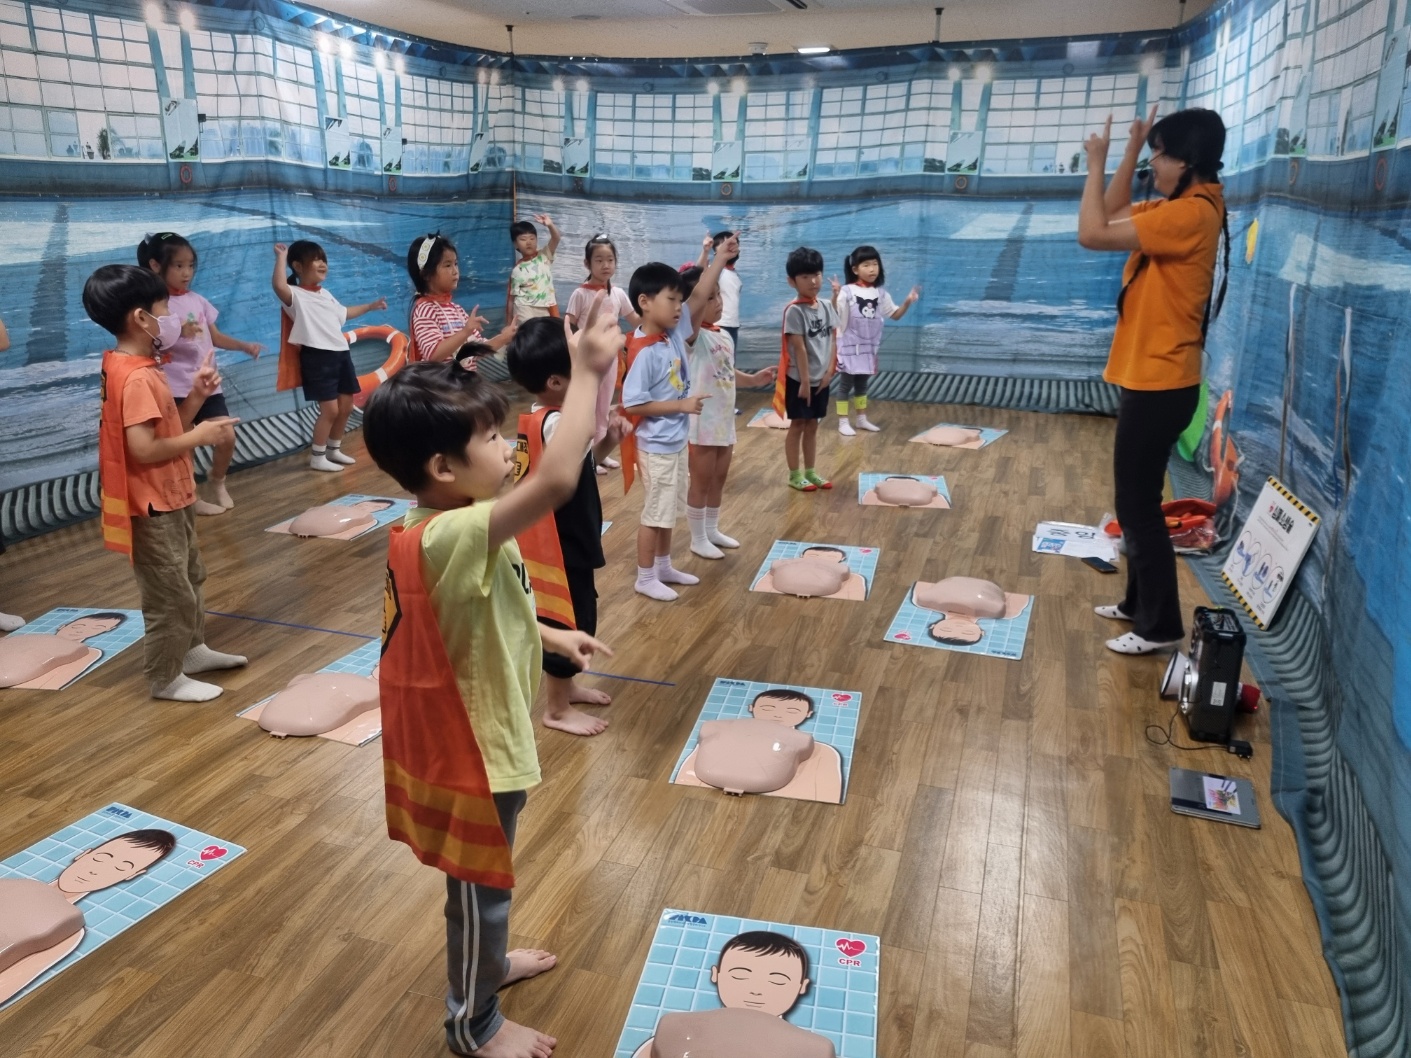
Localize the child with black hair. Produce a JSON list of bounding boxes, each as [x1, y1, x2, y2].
[[137, 232, 263, 514], [406, 233, 517, 365], [830, 245, 919, 436], [506, 316, 631, 737], [565, 234, 639, 477], [620, 235, 737, 601], [678, 264, 775, 560], [694, 230, 743, 349], [272, 240, 386, 472], [506, 213, 561, 324], [772, 247, 839, 491], [362, 294, 621, 1058], [83, 264, 247, 702]]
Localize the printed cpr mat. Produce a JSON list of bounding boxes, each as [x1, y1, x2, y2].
[[884, 581, 1034, 660], [265, 494, 412, 540], [908, 423, 1006, 449], [238, 638, 382, 746], [750, 540, 880, 602], [0, 607, 144, 691], [858, 473, 952, 509]]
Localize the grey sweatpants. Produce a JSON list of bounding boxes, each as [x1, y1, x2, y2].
[[130, 505, 206, 687], [444, 790, 527, 1054]]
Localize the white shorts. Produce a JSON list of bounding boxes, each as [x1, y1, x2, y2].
[[638, 449, 689, 528]]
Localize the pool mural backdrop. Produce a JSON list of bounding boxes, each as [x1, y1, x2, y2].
[[2, 0, 1411, 1049]]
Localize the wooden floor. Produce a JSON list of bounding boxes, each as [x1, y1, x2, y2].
[[0, 394, 1346, 1058]]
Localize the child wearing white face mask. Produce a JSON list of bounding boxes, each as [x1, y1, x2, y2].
[[83, 264, 249, 703]]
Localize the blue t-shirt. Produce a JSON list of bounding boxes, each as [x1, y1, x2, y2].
[[622, 304, 694, 454]]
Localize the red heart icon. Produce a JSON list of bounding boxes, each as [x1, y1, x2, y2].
[[860, 548, 873, 554], [200, 846, 228, 861], [836, 938, 866, 958], [895, 632, 912, 641], [831, 693, 852, 703]]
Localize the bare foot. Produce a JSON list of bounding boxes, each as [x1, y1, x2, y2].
[[568, 684, 612, 706], [542, 705, 609, 737], [468, 1017, 556, 1058], [503, 948, 557, 987]]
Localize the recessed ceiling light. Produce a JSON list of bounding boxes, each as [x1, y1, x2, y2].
[[797, 45, 831, 55]]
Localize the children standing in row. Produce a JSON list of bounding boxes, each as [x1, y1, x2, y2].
[[831, 245, 919, 436], [775, 247, 839, 492], [272, 240, 387, 472], [138, 232, 264, 514], [362, 295, 620, 1058], [507, 214, 562, 323], [407, 233, 517, 364], [83, 265, 248, 702], [565, 235, 638, 476], [621, 234, 738, 601], [681, 264, 776, 560]]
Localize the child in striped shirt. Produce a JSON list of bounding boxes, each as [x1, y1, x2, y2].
[[407, 233, 517, 365]]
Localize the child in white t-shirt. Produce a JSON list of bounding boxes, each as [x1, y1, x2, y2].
[[272, 240, 386, 472], [565, 234, 640, 476]]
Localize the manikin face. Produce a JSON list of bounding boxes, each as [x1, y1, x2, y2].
[[430, 250, 460, 294], [789, 272, 824, 301], [751, 694, 812, 727], [292, 255, 329, 286], [158, 246, 197, 292], [346, 500, 394, 517], [801, 547, 846, 567], [1148, 138, 1188, 197], [928, 613, 984, 645], [587, 244, 617, 284], [55, 615, 122, 643], [711, 948, 810, 1017], [854, 259, 880, 284], [55, 836, 167, 896], [639, 287, 684, 332], [514, 231, 539, 257], [431, 424, 516, 502]]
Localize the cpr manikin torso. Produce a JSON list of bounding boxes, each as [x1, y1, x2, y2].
[[0, 636, 89, 688], [769, 556, 850, 598], [913, 576, 1008, 618], [758, 411, 790, 429], [693, 719, 815, 795], [875, 477, 938, 506], [0, 879, 83, 974], [258, 672, 380, 737], [289, 505, 377, 538], [921, 426, 982, 447], [650, 1007, 836, 1058]]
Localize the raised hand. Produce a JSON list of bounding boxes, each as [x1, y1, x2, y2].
[[180, 319, 203, 340], [718, 233, 739, 260], [605, 413, 634, 445], [1085, 116, 1113, 167], [830, 275, 842, 299], [273, 243, 288, 256], [193, 416, 239, 447], [906, 285, 921, 303], [371, 296, 388, 311], [1130, 104, 1158, 150], [243, 341, 264, 359], [189, 352, 221, 401]]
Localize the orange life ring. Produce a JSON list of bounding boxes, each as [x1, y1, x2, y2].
[[1210, 389, 1240, 506], [347, 325, 409, 409]]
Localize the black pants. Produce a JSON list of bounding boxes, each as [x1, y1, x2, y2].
[[1113, 385, 1201, 642], [539, 565, 598, 679]]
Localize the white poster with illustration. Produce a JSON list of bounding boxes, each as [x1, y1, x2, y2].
[[1220, 476, 1319, 630]]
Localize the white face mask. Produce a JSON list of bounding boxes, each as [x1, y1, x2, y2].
[[142, 311, 182, 351]]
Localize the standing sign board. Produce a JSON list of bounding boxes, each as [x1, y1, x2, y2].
[[1220, 477, 1319, 629]]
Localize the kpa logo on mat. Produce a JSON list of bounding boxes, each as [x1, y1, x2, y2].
[[666, 913, 708, 925]]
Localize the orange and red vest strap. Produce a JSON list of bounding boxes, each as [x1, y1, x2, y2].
[[513, 407, 577, 629], [772, 298, 811, 417], [618, 330, 667, 493], [379, 517, 515, 888], [98, 350, 149, 561], [276, 311, 302, 392]]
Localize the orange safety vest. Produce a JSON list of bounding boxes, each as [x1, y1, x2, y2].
[[379, 517, 516, 888], [512, 407, 577, 629], [771, 297, 819, 417], [98, 350, 155, 561], [276, 303, 301, 392], [617, 329, 671, 494]]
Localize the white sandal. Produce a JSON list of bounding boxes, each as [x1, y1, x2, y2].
[[1093, 604, 1132, 621], [1105, 632, 1182, 655]]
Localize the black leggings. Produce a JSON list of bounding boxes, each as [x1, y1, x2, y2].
[[1113, 385, 1201, 642], [539, 565, 598, 680]]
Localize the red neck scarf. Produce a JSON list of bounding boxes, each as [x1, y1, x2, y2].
[[422, 292, 454, 304], [167, 286, 187, 297], [854, 279, 875, 288], [581, 281, 610, 291]]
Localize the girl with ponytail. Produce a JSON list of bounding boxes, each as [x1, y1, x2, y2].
[[1077, 106, 1231, 656]]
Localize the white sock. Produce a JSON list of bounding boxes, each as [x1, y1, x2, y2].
[[687, 506, 722, 558], [326, 440, 356, 465], [183, 643, 248, 674], [309, 454, 344, 472], [311, 443, 327, 455], [705, 507, 738, 548], [0, 611, 25, 632], [656, 554, 699, 585], [635, 566, 678, 601], [151, 674, 223, 702]]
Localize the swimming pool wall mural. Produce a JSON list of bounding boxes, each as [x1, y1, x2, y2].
[[4, 1, 1411, 1048]]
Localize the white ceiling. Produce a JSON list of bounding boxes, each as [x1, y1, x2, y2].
[[444, 0, 930, 21]]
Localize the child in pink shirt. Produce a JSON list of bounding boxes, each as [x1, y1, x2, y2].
[[564, 234, 639, 475]]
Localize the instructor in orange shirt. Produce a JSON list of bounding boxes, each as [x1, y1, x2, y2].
[[1078, 107, 1230, 655]]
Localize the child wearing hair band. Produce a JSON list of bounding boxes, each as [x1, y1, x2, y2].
[[138, 232, 263, 513], [272, 240, 386, 472], [406, 233, 517, 365], [830, 245, 918, 436], [565, 234, 639, 476]]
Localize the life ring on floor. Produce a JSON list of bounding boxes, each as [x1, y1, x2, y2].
[[1209, 389, 1240, 506], [347, 325, 409, 409]]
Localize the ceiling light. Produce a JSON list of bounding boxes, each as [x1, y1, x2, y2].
[[177, 7, 195, 31], [143, 2, 162, 26], [797, 45, 831, 55]]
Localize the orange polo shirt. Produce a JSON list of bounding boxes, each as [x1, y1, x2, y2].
[[1103, 184, 1224, 392]]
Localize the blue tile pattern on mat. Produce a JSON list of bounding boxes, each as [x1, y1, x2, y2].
[[750, 540, 881, 597], [857, 472, 951, 506], [669, 678, 861, 802], [3, 607, 145, 689], [265, 494, 412, 536], [908, 423, 1008, 447], [884, 582, 1034, 660], [0, 803, 244, 1010], [614, 909, 880, 1058]]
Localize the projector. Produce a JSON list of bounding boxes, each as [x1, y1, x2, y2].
[[1161, 606, 1249, 744]]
